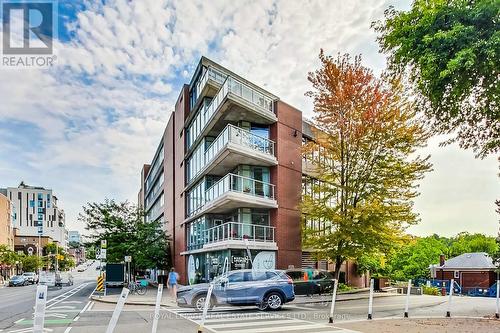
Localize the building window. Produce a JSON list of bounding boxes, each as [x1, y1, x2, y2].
[[37, 193, 43, 200], [29, 200, 35, 208], [454, 271, 459, 279], [38, 213, 43, 221]]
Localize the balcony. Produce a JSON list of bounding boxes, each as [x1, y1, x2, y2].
[[194, 67, 226, 106], [189, 174, 277, 219], [203, 222, 277, 251], [188, 124, 277, 185], [187, 71, 278, 151]]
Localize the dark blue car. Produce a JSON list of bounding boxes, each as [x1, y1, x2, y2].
[[177, 269, 295, 311]]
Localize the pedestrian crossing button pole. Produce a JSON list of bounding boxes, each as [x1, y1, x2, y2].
[[328, 278, 338, 323], [446, 278, 454, 318], [404, 279, 411, 318], [367, 278, 374, 320]]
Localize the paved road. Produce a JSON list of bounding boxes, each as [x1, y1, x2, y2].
[[2, 268, 499, 333]]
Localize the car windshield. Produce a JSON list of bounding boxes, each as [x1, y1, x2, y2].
[[11, 276, 22, 279], [23, 273, 34, 276]]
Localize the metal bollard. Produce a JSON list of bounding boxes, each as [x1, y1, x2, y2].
[[404, 279, 411, 318], [368, 278, 374, 320], [496, 280, 499, 319], [328, 279, 338, 323], [446, 279, 454, 318]]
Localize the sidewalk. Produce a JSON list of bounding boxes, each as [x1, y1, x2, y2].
[[91, 286, 401, 307]]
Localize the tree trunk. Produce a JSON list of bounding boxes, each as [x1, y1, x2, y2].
[[334, 255, 343, 281]]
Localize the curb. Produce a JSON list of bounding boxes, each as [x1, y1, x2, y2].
[[91, 291, 400, 307], [91, 295, 177, 308], [293, 292, 402, 305]]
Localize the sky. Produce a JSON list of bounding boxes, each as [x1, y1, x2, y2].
[[0, 0, 498, 238]]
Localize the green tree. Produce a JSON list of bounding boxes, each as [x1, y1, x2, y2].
[[374, 0, 499, 157], [20, 255, 43, 272], [388, 236, 448, 281], [302, 51, 432, 280], [79, 200, 170, 271], [0, 245, 18, 266], [448, 232, 497, 257], [43, 243, 75, 271]]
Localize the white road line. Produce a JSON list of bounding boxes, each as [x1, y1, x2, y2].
[[13, 318, 25, 324], [88, 301, 95, 311], [209, 319, 296, 329], [47, 283, 89, 309], [63, 328, 72, 333], [80, 301, 91, 314], [73, 316, 80, 322]]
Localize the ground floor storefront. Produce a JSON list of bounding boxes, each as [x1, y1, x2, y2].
[[185, 249, 277, 284]]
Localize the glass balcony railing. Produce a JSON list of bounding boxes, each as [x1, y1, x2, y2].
[[205, 222, 275, 244], [195, 67, 226, 102], [205, 173, 275, 204], [199, 124, 274, 175], [188, 124, 275, 184], [187, 67, 276, 150]]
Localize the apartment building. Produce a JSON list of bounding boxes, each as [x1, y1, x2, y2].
[[139, 57, 368, 286], [3, 182, 68, 252], [0, 189, 15, 250]]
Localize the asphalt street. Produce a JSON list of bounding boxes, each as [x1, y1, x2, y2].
[[1, 262, 499, 333]]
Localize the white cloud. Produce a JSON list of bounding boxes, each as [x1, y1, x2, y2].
[[0, 0, 497, 237]]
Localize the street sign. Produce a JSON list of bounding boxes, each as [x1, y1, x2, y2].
[[124, 256, 131, 262], [101, 240, 107, 249], [100, 249, 107, 259]]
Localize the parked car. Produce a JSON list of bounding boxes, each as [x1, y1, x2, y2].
[[285, 268, 335, 295], [77, 266, 85, 272], [9, 275, 29, 287], [22, 272, 38, 284], [177, 269, 295, 311]]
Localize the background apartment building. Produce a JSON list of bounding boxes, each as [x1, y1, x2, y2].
[[139, 57, 367, 286], [0, 190, 15, 250], [3, 182, 68, 253]]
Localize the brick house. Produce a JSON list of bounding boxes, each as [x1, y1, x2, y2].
[[434, 252, 497, 289]]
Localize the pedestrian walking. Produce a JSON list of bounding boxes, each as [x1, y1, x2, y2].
[[167, 267, 179, 302]]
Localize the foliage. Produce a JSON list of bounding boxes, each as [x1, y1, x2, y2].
[[85, 244, 96, 260], [19, 255, 43, 272], [374, 0, 500, 157], [43, 243, 75, 271], [301, 51, 432, 280], [422, 285, 440, 296], [0, 245, 18, 266], [387, 236, 448, 281], [337, 283, 352, 292], [79, 199, 171, 271], [387, 233, 498, 281], [356, 253, 387, 278]]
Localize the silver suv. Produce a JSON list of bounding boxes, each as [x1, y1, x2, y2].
[[177, 269, 295, 311], [22, 272, 38, 284]]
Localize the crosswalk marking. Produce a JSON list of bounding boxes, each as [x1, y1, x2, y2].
[[208, 319, 299, 329], [165, 306, 360, 333]]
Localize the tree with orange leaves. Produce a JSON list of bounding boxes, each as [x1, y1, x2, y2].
[[301, 51, 432, 280]]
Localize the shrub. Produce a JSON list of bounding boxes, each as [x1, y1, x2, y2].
[[422, 286, 440, 296]]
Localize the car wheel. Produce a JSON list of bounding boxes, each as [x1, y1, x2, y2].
[[193, 294, 213, 312], [264, 292, 283, 311]]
